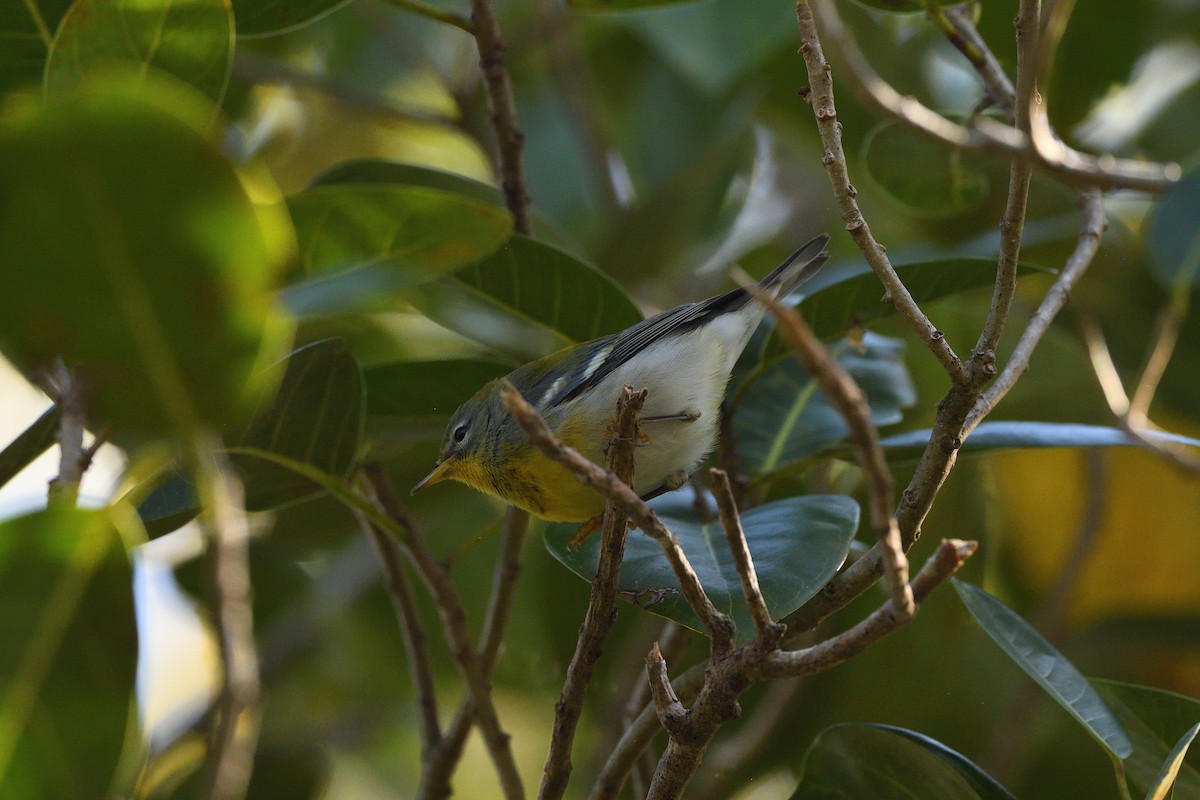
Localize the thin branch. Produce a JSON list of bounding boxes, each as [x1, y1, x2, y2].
[[1130, 291, 1188, 423], [710, 469, 779, 643], [765, 539, 976, 677], [357, 511, 442, 757], [967, 189, 1107, 431], [194, 445, 261, 800], [383, 0, 475, 33], [501, 382, 735, 652], [539, 386, 647, 800], [617, 620, 689, 800], [47, 361, 85, 503], [470, 0, 533, 234], [941, 4, 1016, 119], [362, 465, 525, 800], [645, 642, 689, 736], [746, 283, 913, 618], [796, 0, 971, 386], [805, 0, 1180, 193]]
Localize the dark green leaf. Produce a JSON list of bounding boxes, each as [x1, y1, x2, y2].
[[136, 472, 199, 538], [1148, 169, 1200, 288], [45, 0, 234, 103], [231, 0, 351, 36], [0, 0, 73, 91], [954, 580, 1133, 759], [568, 0, 701, 10], [0, 506, 137, 799], [234, 338, 365, 510], [792, 723, 999, 800], [364, 359, 511, 422], [0, 77, 295, 437], [546, 490, 859, 643], [282, 184, 513, 317], [863, 120, 989, 218], [735, 333, 915, 476], [847, 0, 961, 12], [1093, 679, 1200, 799], [880, 422, 1200, 459], [759, 259, 1051, 362], [410, 234, 644, 361], [0, 406, 60, 491]]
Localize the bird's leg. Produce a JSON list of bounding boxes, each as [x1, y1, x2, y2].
[[641, 408, 702, 424]]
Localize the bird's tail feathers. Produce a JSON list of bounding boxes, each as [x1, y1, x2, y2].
[[758, 233, 830, 300]]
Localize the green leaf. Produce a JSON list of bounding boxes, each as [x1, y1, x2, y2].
[[1093, 679, 1200, 799], [759, 259, 1051, 363], [545, 490, 859, 643], [410, 234, 644, 361], [0, 77, 295, 438], [0, 0, 73, 91], [136, 339, 366, 533], [231, 0, 351, 36], [234, 338, 365, 509], [735, 333, 915, 476], [1148, 169, 1200, 288], [0, 406, 61, 491], [1146, 723, 1200, 800], [45, 0, 234, 103], [864, 120, 989, 218], [0, 506, 137, 799], [847, 0, 960, 12], [568, 0, 701, 10], [792, 723, 1005, 800], [880, 422, 1200, 459], [953, 580, 1133, 760], [364, 358, 511, 421], [282, 184, 513, 317]]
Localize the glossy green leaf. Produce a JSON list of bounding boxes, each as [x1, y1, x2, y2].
[[0, 506, 137, 798], [735, 333, 915, 476], [1093, 679, 1200, 799], [282, 184, 513, 317], [0, 0, 72, 91], [364, 359, 511, 421], [45, 0, 234, 103], [546, 490, 859, 643], [0, 78, 295, 437], [231, 0, 351, 36], [759, 259, 1051, 363], [792, 723, 1013, 800], [136, 339, 365, 533], [863, 121, 989, 218], [1148, 169, 1200, 288], [234, 338, 365, 510], [410, 234, 644, 361], [0, 406, 60, 491], [954, 580, 1133, 760], [880, 422, 1200, 459]]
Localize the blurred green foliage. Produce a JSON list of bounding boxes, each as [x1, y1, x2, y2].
[[1, 0, 1199, 798]]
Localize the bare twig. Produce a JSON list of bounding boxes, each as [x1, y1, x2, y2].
[[805, 0, 1180, 193], [710, 469, 779, 642], [796, 1, 970, 386], [501, 382, 736, 652], [47, 361, 85, 503], [941, 4, 1016, 119], [362, 465, 525, 800], [357, 511, 442, 757], [194, 445, 261, 800], [616, 620, 689, 799], [539, 386, 646, 800], [1130, 292, 1188, 423], [747, 285, 913, 618], [645, 642, 689, 735], [383, 0, 474, 32], [470, 0, 532, 234]]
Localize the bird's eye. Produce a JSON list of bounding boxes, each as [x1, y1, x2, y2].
[[452, 423, 468, 444]]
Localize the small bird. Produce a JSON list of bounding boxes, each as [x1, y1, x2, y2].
[[413, 234, 830, 522]]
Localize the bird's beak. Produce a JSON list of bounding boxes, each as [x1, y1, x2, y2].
[[412, 455, 458, 495]]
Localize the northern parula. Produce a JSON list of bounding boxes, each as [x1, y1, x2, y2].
[[413, 233, 830, 521]]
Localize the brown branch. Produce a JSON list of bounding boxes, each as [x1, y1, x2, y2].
[[362, 465, 525, 800], [747, 284, 913, 618], [805, 0, 1180, 193], [941, 4, 1016, 119], [1130, 292, 1188, 423], [796, 1, 970, 386], [47, 361, 85, 503], [710, 469, 780, 642], [470, 0, 532, 235], [501, 382, 735, 652], [195, 447, 261, 800], [539, 386, 646, 800], [645, 642, 689, 736], [358, 511, 442, 757]]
